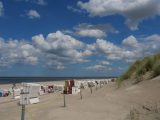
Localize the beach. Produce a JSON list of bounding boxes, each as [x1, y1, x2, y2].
[[0, 77, 160, 120]]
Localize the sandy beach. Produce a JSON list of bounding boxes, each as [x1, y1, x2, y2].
[[0, 77, 160, 120]]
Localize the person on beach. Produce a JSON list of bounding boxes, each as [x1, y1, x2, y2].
[[12, 83, 17, 98], [12, 83, 17, 89]]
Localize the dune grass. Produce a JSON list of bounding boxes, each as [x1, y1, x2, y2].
[[117, 60, 141, 87], [152, 62, 160, 77], [152, 53, 160, 77], [117, 52, 160, 87]]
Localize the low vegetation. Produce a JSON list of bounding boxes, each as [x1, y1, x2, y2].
[[117, 52, 160, 87], [126, 103, 160, 120]]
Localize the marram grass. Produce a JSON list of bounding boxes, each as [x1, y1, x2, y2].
[[117, 52, 160, 87]]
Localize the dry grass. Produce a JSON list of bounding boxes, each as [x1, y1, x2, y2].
[[117, 52, 160, 87]]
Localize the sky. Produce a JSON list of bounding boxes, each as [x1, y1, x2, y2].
[[0, 0, 160, 77]]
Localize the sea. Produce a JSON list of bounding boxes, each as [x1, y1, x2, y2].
[[0, 76, 116, 84]]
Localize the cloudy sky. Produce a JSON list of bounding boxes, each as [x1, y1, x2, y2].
[[0, 0, 160, 77]]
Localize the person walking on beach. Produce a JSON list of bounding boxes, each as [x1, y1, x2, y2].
[[12, 83, 17, 98]]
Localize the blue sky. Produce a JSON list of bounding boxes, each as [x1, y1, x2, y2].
[[0, 0, 160, 77]]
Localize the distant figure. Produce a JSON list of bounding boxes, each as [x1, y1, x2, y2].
[[95, 81, 98, 90], [95, 81, 99, 85], [12, 83, 17, 99], [80, 83, 84, 89], [12, 83, 17, 89]]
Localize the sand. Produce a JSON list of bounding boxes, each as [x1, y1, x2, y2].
[[0, 77, 160, 120]]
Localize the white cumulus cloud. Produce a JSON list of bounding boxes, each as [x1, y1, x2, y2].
[[146, 34, 160, 42], [92, 34, 160, 62], [100, 60, 110, 65], [63, 23, 118, 38], [78, 0, 160, 30], [122, 35, 138, 48], [75, 23, 118, 38], [32, 31, 92, 69], [27, 10, 40, 19], [0, 39, 39, 67], [0, 32, 160, 71], [36, 0, 47, 5], [86, 64, 112, 72], [77, 29, 106, 38], [95, 39, 122, 55]]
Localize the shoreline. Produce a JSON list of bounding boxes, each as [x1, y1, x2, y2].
[[0, 78, 112, 89], [0, 77, 116, 84]]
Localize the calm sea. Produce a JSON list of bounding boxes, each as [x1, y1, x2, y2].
[[0, 77, 115, 84]]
